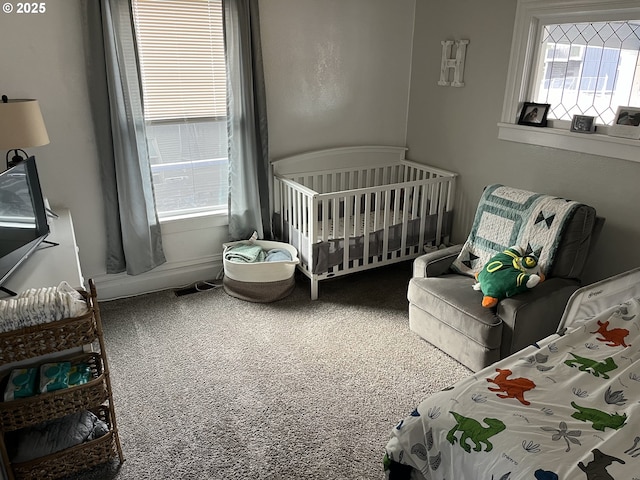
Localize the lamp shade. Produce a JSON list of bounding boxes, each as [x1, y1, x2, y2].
[[0, 99, 50, 149]]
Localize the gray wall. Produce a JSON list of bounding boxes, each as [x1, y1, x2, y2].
[[406, 0, 640, 284], [260, 0, 415, 159]]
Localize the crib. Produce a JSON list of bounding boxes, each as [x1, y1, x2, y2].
[[271, 146, 457, 300]]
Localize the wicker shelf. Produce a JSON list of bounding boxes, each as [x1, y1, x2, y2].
[[0, 280, 124, 480]]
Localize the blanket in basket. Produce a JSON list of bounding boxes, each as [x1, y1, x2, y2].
[[451, 184, 580, 277]]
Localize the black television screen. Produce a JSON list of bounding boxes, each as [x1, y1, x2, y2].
[[0, 156, 50, 295]]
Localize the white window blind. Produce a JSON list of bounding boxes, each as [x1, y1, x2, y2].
[[132, 0, 227, 122]]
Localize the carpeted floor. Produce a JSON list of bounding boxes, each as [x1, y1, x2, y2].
[[67, 263, 471, 480]]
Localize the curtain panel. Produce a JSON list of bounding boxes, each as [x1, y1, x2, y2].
[[82, 0, 166, 275], [224, 0, 272, 241]]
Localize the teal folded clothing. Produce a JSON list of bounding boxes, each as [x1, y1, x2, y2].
[[265, 249, 292, 262], [224, 243, 266, 263]]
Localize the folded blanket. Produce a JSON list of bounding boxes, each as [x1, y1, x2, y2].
[[8, 410, 109, 463], [451, 184, 581, 277], [224, 243, 266, 263], [265, 248, 292, 262]]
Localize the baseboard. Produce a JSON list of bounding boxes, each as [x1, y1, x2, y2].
[[91, 255, 224, 301]]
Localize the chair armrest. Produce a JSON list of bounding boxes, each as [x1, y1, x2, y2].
[[413, 244, 463, 278], [497, 278, 580, 358]]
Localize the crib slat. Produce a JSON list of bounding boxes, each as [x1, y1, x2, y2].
[[332, 196, 339, 244], [295, 189, 302, 255], [322, 198, 329, 243], [363, 192, 371, 264], [419, 183, 429, 248], [353, 192, 361, 258], [381, 189, 390, 259], [400, 186, 410, 254], [286, 183, 294, 247], [343, 194, 350, 270]]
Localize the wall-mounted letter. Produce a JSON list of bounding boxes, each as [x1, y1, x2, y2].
[[438, 39, 469, 87]]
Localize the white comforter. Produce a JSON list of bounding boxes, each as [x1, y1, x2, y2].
[[385, 296, 640, 480]]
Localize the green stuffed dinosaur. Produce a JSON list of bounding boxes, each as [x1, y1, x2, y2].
[[473, 246, 545, 308]]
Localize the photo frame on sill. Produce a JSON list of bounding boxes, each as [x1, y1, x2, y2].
[[608, 106, 640, 139], [570, 115, 596, 134], [518, 102, 550, 127]]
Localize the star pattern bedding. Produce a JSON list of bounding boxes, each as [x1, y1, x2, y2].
[[385, 293, 640, 480]]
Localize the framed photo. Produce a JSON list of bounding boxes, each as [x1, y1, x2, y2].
[[518, 102, 550, 127], [608, 106, 640, 139], [570, 115, 596, 134]]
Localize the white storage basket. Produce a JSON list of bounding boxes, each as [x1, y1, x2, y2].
[[222, 240, 299, 302]]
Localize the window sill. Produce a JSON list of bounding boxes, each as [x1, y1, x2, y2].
[[160, 210, 228, 234], [497, 122, 640, 164]]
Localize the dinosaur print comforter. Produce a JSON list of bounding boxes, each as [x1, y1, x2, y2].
[[385, 295, 640, 480]]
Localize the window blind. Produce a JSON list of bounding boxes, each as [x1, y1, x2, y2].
[[132, 0, 227, 122]]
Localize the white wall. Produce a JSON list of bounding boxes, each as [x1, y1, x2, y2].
[[259, 0, 416, 159], [406, 0, 640, 284], [0, 0, 417, 299], [0, 1, 108, 290]]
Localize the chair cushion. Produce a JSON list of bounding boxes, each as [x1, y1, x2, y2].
[[408, 274, 502, 350], [548, 204, 596, 279]]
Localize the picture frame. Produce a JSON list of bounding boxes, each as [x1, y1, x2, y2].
[[518, 102, 550, 127], [608, 106, 640, 139], [570, 115, 596, 134]]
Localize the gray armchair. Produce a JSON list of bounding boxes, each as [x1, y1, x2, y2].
[[407, 187, 604, 372]]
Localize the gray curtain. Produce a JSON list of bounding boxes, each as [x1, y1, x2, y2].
[[82, 0, 166, 275], [224, 0, 272, 241]]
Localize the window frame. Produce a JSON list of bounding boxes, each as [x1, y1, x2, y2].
[[498, 0, 640, 163], [131, 0, 230, 222]]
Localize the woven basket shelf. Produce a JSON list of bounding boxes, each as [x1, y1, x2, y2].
[[0, 352, 107, 432], [0, 291, 95, 366], [9, 406, 118, 480], [0, 280, 124, 480]]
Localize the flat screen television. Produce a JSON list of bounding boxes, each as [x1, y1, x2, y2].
[[0, 156, 50, 296]]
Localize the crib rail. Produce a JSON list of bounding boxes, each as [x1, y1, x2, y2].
[[278, 160, 452, 194], [272, 160, 456, 299]]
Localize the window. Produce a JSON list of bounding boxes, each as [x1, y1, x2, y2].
[[499, 0, 640, 163], [131, 0, 228, 219], [535, 21, 640, 125]]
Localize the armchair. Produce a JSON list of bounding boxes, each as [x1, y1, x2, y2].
[[407, 184, 604, 372]]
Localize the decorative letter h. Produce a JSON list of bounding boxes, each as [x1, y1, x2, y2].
[[438, 40, 469, 87]]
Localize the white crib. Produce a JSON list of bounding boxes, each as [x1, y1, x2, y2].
[[271, 146, 457, 300]]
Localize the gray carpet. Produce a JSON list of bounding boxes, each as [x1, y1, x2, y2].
[[68, 263, 471, 480]]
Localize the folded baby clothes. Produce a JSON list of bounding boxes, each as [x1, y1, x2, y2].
[[265, 248, 292, 262], [224, 243, 266, 263]]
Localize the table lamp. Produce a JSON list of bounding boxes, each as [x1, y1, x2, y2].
[[0, 95, 50, 170]]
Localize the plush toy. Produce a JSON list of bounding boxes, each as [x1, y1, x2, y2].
[[473, 246, 545, 308]]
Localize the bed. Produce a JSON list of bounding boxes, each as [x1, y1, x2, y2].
[[384, 267, 640, 480], [270, 146, 457, 300]]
